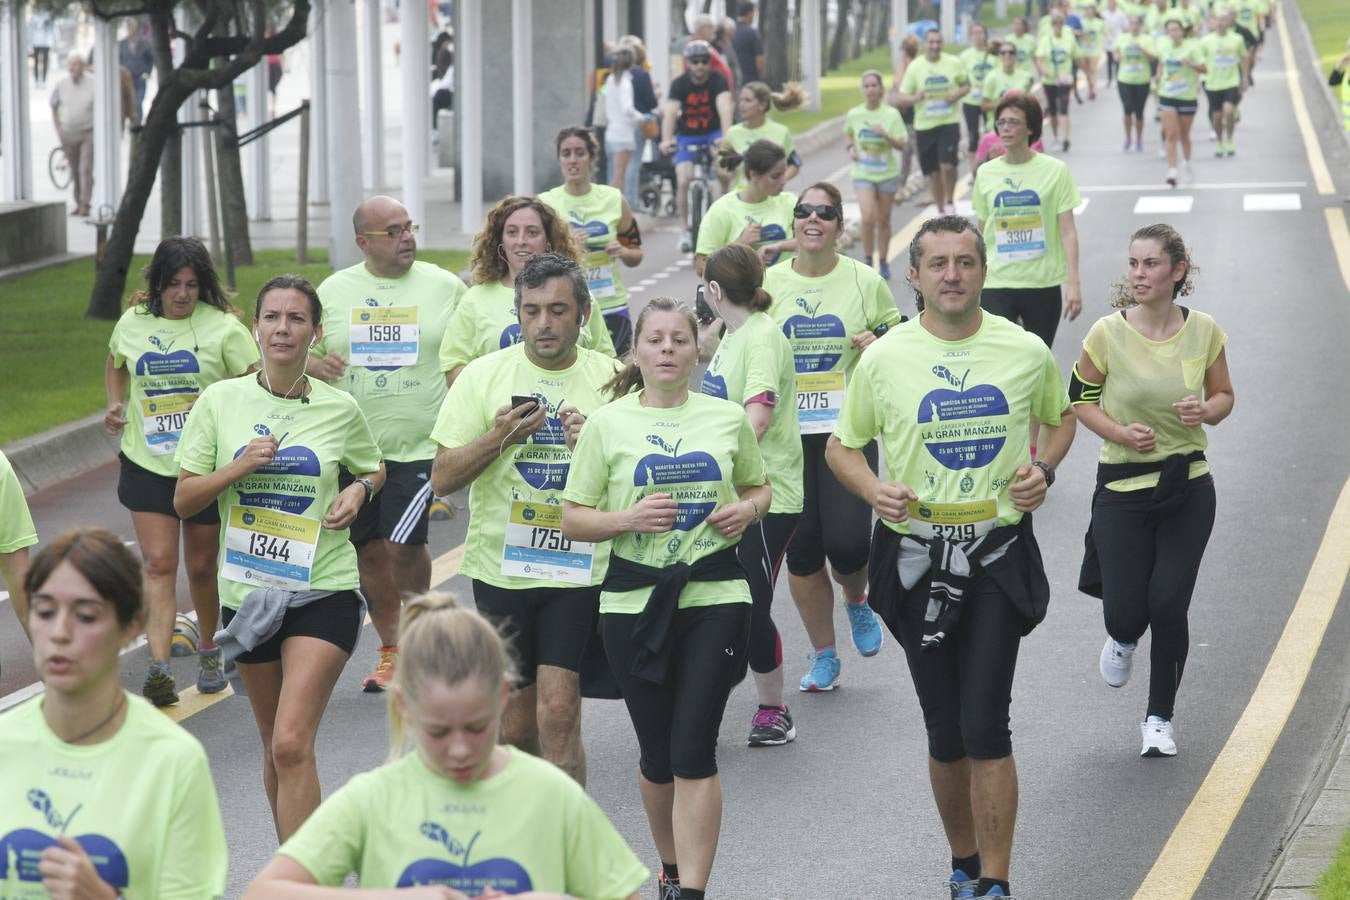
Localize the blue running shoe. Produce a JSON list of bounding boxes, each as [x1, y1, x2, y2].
[[846, 595, 884, 657], [799, 648, 841, 692], [977, 887, 1010, 898], [949, 869, 979, 899]]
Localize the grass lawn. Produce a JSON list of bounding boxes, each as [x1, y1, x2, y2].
[[1318, 826, 1350, 899], [1298, 0, 1350, 77], [0, 248, 469, 446]]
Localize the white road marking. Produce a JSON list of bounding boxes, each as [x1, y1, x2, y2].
[[1134, 195, 1194, 214], [1242, 193, 1302, 212], [638, 278, 659, 286], [1080, 180, 1307, 193]]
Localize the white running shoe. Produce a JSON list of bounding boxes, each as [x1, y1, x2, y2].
[[1100, 638, 1136, 687], [1182, 162, 1196, 184], [1166, 168, 1178, 188], [1141, 716, 1177, 758], [678, 229, 693, 253]]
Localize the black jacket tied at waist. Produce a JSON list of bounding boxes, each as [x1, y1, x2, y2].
[[1078, 450, 1207, 599], [602, 546, 747, 684]]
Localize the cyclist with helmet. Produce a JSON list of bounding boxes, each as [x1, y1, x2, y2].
[[660, 39, 734, 253]]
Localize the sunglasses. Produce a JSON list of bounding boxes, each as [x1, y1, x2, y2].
[[687, 56, 711, 64], [793, 203, 841, 221], [999, 49, 1018, 55]]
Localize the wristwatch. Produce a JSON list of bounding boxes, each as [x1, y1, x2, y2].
[[1031, 460, 1055, 488], [355, 477, 376, 504]]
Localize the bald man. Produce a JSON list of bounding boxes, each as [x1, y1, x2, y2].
[[308, 195, 468, 692], [50, 51, 95, 215]]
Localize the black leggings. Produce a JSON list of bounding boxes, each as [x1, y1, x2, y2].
[[737, 512, 799, 674], [1091, 474, 1216, 721], [602, 602, 751, 783], [32, 46, 49, 83], [880, 572, 1024, 762], [980, 285, 1063, 348], [1119, 81, 1150, 119], [1107, 50, 1119, 84], [963, 102, 984, 153], [786, 433, 876, 577]]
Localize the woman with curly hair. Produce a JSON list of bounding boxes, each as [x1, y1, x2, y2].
[[103, 236, 258, 705], [438, 196, 616, 388], [1072, 223, 1233, 759]]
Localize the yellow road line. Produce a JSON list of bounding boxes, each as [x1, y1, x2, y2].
[[430, 542, 467, 588], [1276, 4, 1336, 196], [162, 683, 235, 723], [1132, 211, 1350, 899]]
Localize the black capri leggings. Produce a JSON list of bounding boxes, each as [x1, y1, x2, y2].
[[980, 285, 1063, 348], [602, 602, 752, 783], [963, 102, 984, 153], [879, 572, 1024, 762], [737, 512, 800, 675], [1118, 81, 1150, 119], [1091, 474, 1216, 721], [786, 433, 876, 577]]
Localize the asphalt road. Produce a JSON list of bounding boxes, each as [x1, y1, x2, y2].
[[5, 13, 1350, 899]]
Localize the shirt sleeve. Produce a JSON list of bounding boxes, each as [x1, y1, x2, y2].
[[438, 300, 479, 373], [1082, 317, 1109, 374], [175, 387, 220, 475], [741, 330, 780, 404], [583, 305, 617, 357], [220, 315, 261, 376], [1205, 318, 1228, 366], [276, 778, 367, 886], [109, 317, 128, 368], [339, 401, 383, 474], [834, 356, 881, 449], [561, 786, 650, 900], [972, 168, 992, 222], [731, 409, 768, 487], [0, 455, 37, 554], [1054, 160, 1082, 214], [900, 62, 920, 94], [1031, 343, 1071, 426], [156, 745, 229, 899], [562, 411, 610, 507], [865, 270, 903, 330], [429, 363, 488, 450], [888, 107, 909, 141], [695, 199, 735, 257]]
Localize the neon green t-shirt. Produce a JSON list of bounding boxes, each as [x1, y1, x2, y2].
[[834, 313, 1068, 537], [108, 303, 258, 478], [960, 48, 998, 106], [1007, 33, 1038, 74], [537, 184, 632, 314], [723, 119, 796, 187], [438, 282, 615, 375], [1156, 39, 1205, 101], [0, 693, 227, 899], [974, 151, 1081, 290], [1144, 6, 1174, 40], [1081, 309, 1227, 490], [981, 68, 1036, 128], [0, 450, 37, 554], [1116, 33, 1156, 85], [1078, 18, 1106, 57], [314, 260, 466, 462], [175, 376, 382, 610], [278, 749, 648, 898], [763, 255, 902, 436], [1200, 31, 1246, 91], [845, 103, 909, 183], [899, 53, 969, 130], [1036, 30, 1080, 83], [563, 391, 766, 614], [694, 189, 798, 267], [699, 311, 804, 514], [429, 345, 621, 590], [1342, 74, 1350, 133]]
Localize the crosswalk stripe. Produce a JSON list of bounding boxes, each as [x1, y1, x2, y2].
[[1242, 193, 1301, 212], [1134, 195, 1194, 214]]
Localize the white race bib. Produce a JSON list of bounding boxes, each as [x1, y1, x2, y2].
[[140, 392, 196, 456], [349, 306, 419, 367], [501, 501, 596, 585], [222, 505, 320, 591], [994, 212, 1047, 261], [796, 371, 846, 435], [905, 497, 998, 541], [583, 250, 616, 299]]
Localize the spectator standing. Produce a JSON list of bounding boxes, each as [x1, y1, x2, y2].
[[622, 35, 660, 205], [29, 10, 54, 85], [51, 52, 96, 217], [605, 48, 641, 191], [717, 17, 744, 89], [119, 18, 155, 126], [734, 2, 766, 82]]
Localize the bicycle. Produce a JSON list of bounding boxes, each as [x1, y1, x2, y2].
[[49, 145, 71, 191], [685, 141, 719, 252]]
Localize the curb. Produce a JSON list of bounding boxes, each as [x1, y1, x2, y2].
[[4, 412, 119, 497], [1286, 1, 1350, 165], [793, 113, 846, 157], [0, 251, 93, 283]]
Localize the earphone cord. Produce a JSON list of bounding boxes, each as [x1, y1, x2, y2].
[[261, 361, 308, 400], [498, 419, 527, 459]]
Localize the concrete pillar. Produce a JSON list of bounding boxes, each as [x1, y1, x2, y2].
[[459, 0, 483, 234], [0, 4, 32, 202], [511, 0, 533, 196], [308, 14, 329, 204], [996, 0, 1009, 19], [399, 0, 429, 240], [801, 0, 822, 112], [92, 19, 121, 218], [645, 0, 671, 102], [360, 0, 384, 191], [601, 0, 619, 45], [247, 60, 271, 221], [941, 0, 956, 43], [890, 0, 908, 70], [181, 92, 202, 237], [326, 0, 363, 268]]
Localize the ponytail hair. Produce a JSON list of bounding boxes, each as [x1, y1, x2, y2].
[[386, 592, 518, 761], [718, 138, 786, 175], [704, 244, 773, 312], [603, 296, 700, 400], [741, 80, 807, 113]]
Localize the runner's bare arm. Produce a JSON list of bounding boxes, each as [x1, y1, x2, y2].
[[825, 435, 915, 523], [173, 435, 280, 518], [430, 402, 547, 496], [244, 854, 469, 899], [562, 494, 681, 542]]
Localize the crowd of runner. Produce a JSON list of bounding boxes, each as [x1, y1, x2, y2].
[[1, 1, 1274, 897]]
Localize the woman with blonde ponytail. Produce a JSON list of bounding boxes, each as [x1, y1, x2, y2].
[[244, 591, 647, 899], [720, 80, 806, 188]]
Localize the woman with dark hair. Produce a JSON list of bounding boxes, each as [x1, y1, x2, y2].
[[439, 196, 615, 387], [0, 527, 227, 897], [700, 244, 803, 748], [103, 235, 258, 706], [174, 274, 386, 842], [563, 296, 770, 900], [695, 139, 796, 275], [539, 126, 645, 357], [1073, 224, 1233, 758]]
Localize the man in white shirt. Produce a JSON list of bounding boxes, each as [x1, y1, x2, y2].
[[51, 51, 96, 216]]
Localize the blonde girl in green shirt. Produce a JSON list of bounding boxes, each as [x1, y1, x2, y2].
[[4, 528, 227, 899], [103, 236, 258, 706], [719, 80, 806, 188], [1153, 17, 1207, 187], [845, 70, 909, 279], [245, 592, 647, 899]]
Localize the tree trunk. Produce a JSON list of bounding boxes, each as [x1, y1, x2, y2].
[[151, 12, 181, 238], [829, 0, 852, 70], [761, 0, 789, 88], [213, 77, 254, 267]]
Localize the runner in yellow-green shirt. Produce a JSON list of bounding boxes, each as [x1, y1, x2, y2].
[[1035, 11, 1080, 150], [720, 80, 806, 188], [0, 449, 37, 636], [309, 194, 468, 694], [103, 236, 258, 706], [1007, 17, 1039, 76], [1077, 5, 1107, 98], [3, 529, 227, 900], [959, 24, 998, 175], [981, 41, 1040, 132], [845, 71, 909, 278], [897, 28, 970, 213], [1200, 9, 1249, 157], [538, 125, 645, 357], [1114, 15, 1156, 150], [1331, 42, 1350, 134], [695, 139, 798, 275], [1153, 17, 1207, 187], [244, 592, 646, 900]]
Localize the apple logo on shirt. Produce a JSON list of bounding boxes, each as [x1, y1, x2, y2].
[[230, 424, 322, 513], [633, 434, 722, 530], [918, 366, 1010, 470], [397, 822, 532, 893], [512, 394, 572, 491], [0, 790, 130, 888], [568, 211, 610, 249], [700, 370, 729, 399], [782, 297, 846, 373], [136, 335, 200, 377]]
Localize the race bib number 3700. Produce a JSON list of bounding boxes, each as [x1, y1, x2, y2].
[[349, 306, 419, 367], [223, 505, 320, 591], [141, 392, 196, 456]]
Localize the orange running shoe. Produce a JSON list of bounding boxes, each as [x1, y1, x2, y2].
[[362, 645, 398, 693]]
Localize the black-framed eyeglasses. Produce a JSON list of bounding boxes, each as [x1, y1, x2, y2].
[[360, 223, 420, 239], [995, 118, 1027, 129], [793, 203, 841, 221]]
